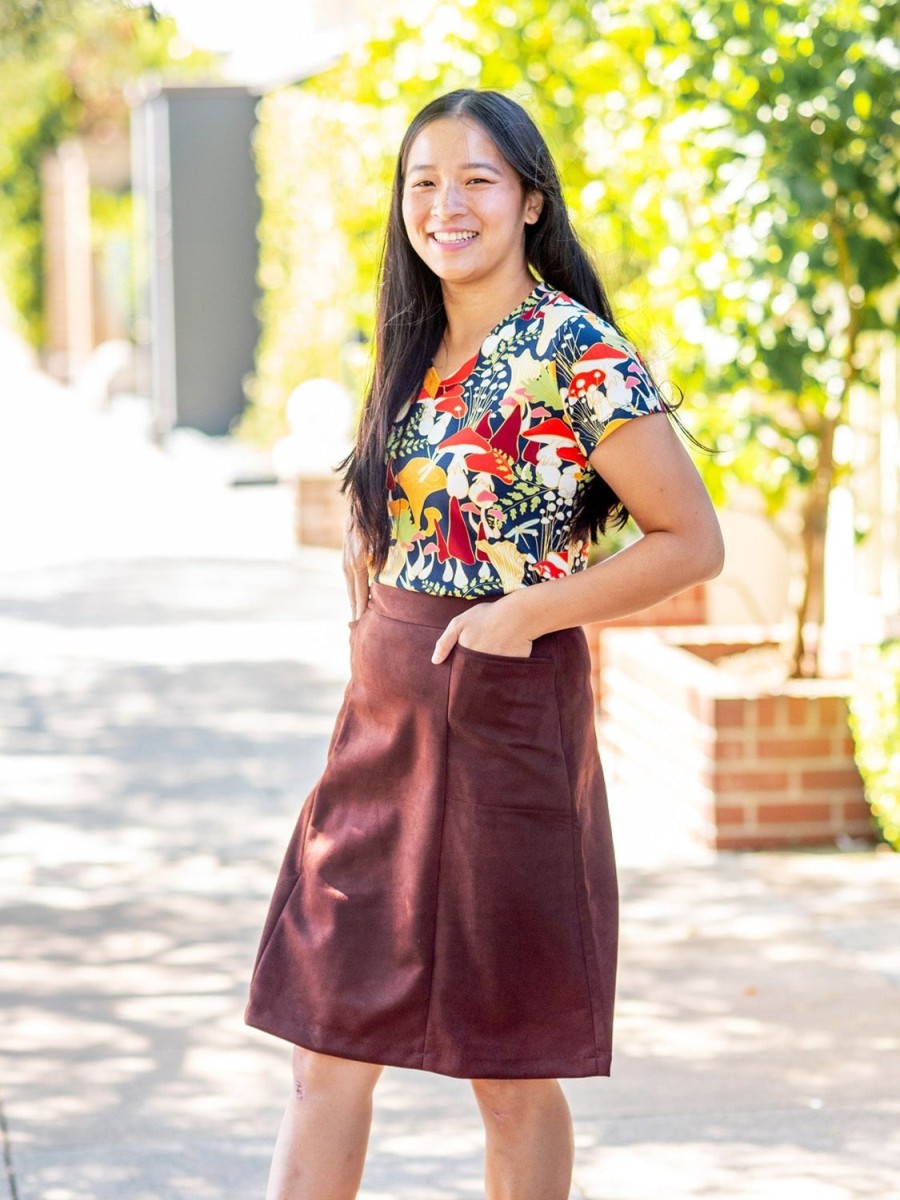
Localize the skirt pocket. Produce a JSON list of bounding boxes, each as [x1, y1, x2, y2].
[[446, 643, 571, 815]]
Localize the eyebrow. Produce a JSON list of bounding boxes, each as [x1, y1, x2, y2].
[[406, 161, 502, 173]]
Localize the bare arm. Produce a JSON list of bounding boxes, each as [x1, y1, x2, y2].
[[431, 411, 724, 661], [506, 410, 724, 637], [342, 513, 371, 621]]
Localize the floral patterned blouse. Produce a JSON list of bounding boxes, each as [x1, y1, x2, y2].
[[370, 281, 667, 597]]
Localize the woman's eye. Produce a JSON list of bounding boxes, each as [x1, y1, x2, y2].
[[467, 177, 490, 185], [410, 180, 434, 189]]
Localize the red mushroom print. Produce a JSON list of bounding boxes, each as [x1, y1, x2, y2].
[[571, 341, 630, 367], [521, 418, 578, 484], [461, 503, 494, 562], [522, 439, 541, 468], [436, 427, 494, 460], [434, 387, 468, 421], [434, 495, 476, 566], [521, 416, 575, 444], [533, 552, 571, 580], [568, 365, 605, 402], [558, 443, 587, 468], [568, 342, 632, 401], [488, 403, 522, 460], [447, 495, 476, 564], [433, 518, 450, 563], [474, 410, 494, 440], [435, 427, 498, 498], [465, 448, 514, 484]]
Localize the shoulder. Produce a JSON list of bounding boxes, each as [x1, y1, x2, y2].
[[532, 289, 667, 452], [532, 287, 648, 370]]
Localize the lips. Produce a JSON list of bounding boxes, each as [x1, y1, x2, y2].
[[430, 231, 479, 245]]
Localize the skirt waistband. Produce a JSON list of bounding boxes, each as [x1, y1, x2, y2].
[[368, 581, 506, 628]]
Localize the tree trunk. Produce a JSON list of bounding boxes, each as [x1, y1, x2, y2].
[[789, 216, 863, 678], [790, 416, 836, 678]]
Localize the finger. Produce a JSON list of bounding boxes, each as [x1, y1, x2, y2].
[[431, 629, 457, 665]]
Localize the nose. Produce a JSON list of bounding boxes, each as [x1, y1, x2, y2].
[[431, 180, 466, 218]]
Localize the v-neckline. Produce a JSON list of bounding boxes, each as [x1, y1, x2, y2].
[[430, 280, 547, 390]]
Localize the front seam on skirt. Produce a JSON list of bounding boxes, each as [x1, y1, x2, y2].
[[419, 638, 452, 1071]]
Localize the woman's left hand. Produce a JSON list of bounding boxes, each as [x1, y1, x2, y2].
[[431, 602, 533, 664]]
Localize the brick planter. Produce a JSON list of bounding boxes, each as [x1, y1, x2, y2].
[[294, 475, 349, 549], [598, 626, 876, 851]]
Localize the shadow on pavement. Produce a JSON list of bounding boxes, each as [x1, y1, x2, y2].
[[1, 549, 899, 1199]]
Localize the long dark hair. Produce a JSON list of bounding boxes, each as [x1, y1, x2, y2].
[[337, 88, 698, 576]]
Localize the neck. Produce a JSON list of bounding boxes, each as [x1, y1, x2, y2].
[[440, 269, 537, 353]]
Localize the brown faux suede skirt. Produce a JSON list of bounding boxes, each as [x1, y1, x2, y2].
[[244, 580, 618, 1079]]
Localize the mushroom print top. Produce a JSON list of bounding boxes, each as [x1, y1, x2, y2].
[[371, 281, 668, 597]]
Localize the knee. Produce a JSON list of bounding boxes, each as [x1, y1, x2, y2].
[[290, 1045, 383, 1102], [470, 1077, 557, 1125]]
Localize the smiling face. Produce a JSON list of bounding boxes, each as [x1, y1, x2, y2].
[[401, 116, 543, 289]]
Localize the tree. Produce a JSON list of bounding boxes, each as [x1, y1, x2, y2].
[[0, 0, 216, 343], [637, 0, 898, 675], [246, 0, 897, 677], [246, 0, 678, 442]]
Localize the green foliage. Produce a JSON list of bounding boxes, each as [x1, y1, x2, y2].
[[643, 0, 898, 512], [243, 0, 895, 667], [244, 87, 372, 445], [0, 0, 215, 343], [243, 0, 677, 442], [848, 640, 900, 850], [246, 0, 896, 486]]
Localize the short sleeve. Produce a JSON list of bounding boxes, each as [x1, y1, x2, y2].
[[556, 317, 667, 459]]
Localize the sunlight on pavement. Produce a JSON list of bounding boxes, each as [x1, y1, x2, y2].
[[1, 356, 898, 1198]]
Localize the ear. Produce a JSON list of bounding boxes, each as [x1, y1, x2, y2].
[[524, 189, 544, 225]]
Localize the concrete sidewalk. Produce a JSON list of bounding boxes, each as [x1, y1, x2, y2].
[[1, 347, 899, 1199]]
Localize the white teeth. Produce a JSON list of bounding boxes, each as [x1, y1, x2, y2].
[[432, 231, 478, 244]]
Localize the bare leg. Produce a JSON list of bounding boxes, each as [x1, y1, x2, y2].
[[471, 1077, 574, 1200], [266, 1046, 384, 1200]]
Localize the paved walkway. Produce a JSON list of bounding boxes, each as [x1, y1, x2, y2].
[[1, 340, 899, 1199]]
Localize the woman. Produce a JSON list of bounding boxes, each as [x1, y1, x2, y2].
[[246, 88, 724, 1199]]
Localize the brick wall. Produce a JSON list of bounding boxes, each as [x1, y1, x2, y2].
[[598, 627, 875, 852]]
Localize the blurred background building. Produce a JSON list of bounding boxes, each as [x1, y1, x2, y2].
[[32, 0, 363, 438], [2, 0, 897, 663]]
